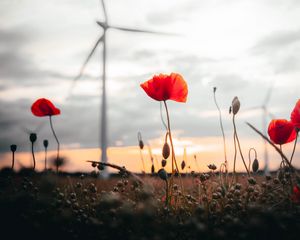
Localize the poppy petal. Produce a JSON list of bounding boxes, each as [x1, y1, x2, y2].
[[140, 73, 188, 102], [291, 99, 300, 129], [268, 119, 297, 145], [31, 98, 61, 117]]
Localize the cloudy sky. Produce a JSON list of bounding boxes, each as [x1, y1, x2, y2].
[[0, 0, 300, 171]]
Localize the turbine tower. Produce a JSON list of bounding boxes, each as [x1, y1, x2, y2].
[[70, 0, 174, 177], [245, 82, 275, 174]]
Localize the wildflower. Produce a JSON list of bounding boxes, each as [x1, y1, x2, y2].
[[31, 98, 61, 172], [291, 185, 300, 203], [31, 98, 60, 116], [268, 119, 296, 145], [140, 73, 188, 102]]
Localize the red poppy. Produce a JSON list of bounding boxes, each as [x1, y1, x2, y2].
[[291, 99, 300, 130], [31, 98, 60, 117], [140, 73, 188, 102], [291, 185, 300, 203], [268, 119, 296, 145]]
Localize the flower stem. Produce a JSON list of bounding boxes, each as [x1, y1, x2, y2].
[[163, 101, 175, 174], [49, 116, 60, 171], [233, 115, 250, 177], [32, 142, 36, 171], [213, 89, 228, 173], [232, 117, 237, 183], [139, 148, 146, 174], [44, 147, 47, 171], [290, 131, 298, 164], [160, 102, 168, 131], [11, 152, 15, 170], [163, 101, 184, 194]]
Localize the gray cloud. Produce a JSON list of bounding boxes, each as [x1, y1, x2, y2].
[[252, 29, 300, 55]]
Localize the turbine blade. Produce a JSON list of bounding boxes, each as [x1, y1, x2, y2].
[[67, 36, 103, 98], [100, 0, 108, 21], [110, 26, 178, 36], [263, 82, 275, 106]]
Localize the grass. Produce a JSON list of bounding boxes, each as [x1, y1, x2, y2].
[[1, 168, 300, 240]]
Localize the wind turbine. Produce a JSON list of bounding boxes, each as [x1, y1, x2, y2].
[[244, 82, 276, 174], [70, 0, 175, 177]]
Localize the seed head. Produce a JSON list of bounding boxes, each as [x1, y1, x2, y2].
[[43, 139, 49, 148], [139, 140, 144, 150], [30, 133, 37, 143], [158, 168, 168, 181], [10, 144, 17, 152], [208, 164, 217, 171]]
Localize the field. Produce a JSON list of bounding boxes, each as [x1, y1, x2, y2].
[[1, 168, 300, 240]]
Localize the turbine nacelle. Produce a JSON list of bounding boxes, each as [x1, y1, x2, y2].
[[97, 21, 109, 30]]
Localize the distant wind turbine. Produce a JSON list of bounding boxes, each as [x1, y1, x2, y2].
[[69, 0, 176, 177], [244, 82, 276, 174]]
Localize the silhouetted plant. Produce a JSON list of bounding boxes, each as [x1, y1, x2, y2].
[[10, 144, 17, 170], [230, 96, 250, 180], [213, 87, 228, 178], [31, 98, 61, 169], [51, 156, 67, 173], [29, 133, 37, 170], [137, 132, 145, 174], [43, 139, 48, 171]]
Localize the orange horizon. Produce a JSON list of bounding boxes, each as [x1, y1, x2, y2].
[[1, 136, 299, 173]]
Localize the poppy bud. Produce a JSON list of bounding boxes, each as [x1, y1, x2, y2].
[[97, 164, 105, 171], [158, 168, 168, 181], [252, 159, 259, 173], [30, 133, 37, 143], [161, 159, 167, 167], [162, 142, 170, 159], [151, 164, 155, 174], [91, 162, 97, 168], [139, 140, 144, 150], [43, 140, 49, 148], [248, 177, 256, 185], [10, 144, 17, 152], [181, 160, 186, 170], [231, 96, 240, 115], [208, 164, 217, 171], [137, 132, 144, 149], [213, 87, 217, 93]]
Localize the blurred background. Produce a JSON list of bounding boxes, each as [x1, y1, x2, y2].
[[0, 0, 299, 172]]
